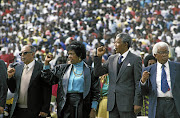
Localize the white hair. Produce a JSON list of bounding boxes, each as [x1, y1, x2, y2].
[[152, 42, 169, 56]]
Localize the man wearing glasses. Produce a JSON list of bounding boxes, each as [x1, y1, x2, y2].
[[7, 45, 51, 118], [140, 42, 180, 118]]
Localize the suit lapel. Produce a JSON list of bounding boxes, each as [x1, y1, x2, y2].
[[62, 64, 72, 96], [16, 64, 24, 91], [114, 54, 119, 78], [149, 64, 157, 95], [116, 52, 131, 81], [28, 61, 40, 88], [169, 62, 176, 90], [83, 63, 91, 99]]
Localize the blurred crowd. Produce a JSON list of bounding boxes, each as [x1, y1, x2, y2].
[[0, 0, 180, 117]]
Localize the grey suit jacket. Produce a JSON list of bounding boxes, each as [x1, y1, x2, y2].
[[7, 61, 51, 118], [0, 59, 7, 108], [140, 61, 180, 118], [94, 51, 142, 111]]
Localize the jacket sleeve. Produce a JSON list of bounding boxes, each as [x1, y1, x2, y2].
[[133, 56, 143, 106], [93, 56, 109, 77], [140, 67, 151, 96], [0, 60, 8, 108], [41, 64, 67, 85], [90, 68, 100, 103], [41, 77, 52, 113]]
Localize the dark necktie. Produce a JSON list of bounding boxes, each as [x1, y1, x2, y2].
[[161, 64, 170, 93], [118, 55, 123, 64], [117, 56, 123, 75]]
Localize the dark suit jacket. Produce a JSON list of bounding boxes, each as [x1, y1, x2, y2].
[[7, 61, 51, 118], [41, 62, 100, 117], [140, 61, 180, 118], [0, 59, 8, 108], [94, 51, 142, 112]]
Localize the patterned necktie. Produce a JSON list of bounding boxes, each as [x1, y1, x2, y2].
[[24, 65, 29, 73], [161, 64, 170, 93], [118, 55, 123, 64]]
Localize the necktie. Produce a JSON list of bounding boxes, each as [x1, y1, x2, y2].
[[161, 64, 170, 93], [24, 65, 29, 73], [118, 55, 123, 64]]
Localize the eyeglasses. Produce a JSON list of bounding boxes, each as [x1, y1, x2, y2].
[[157, 51, 169, 54], [19, 52, 32, 56]]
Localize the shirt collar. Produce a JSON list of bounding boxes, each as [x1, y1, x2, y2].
[[25, 60, 35, 70], [73, 61, 84, 67], [119, 49, 129, 60], [157, 61, 169, 68]]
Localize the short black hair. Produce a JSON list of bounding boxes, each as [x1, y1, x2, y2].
[[67, 41, 86, 59], [144, 54, 157, 67]]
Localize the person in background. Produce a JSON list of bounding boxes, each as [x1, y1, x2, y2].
[[7, 45, 51, 118], [97, 74, 109, 118], [141, 54, 157, 116], [42, 41, 100, 118], [0, 48, 10, 67], [94, 33, 142, 118], [140, 42, 180, 118], [0, 59, 8, 115]]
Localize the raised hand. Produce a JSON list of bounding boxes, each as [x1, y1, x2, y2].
[[7, 67, 16, 78], [141, 71, 150, 83], [97, 46, 106, 57]]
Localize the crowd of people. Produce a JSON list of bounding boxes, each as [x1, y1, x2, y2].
[[0, 0, 180, 118]]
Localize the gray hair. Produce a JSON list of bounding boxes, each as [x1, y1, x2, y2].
[[116, 33, 132, 48], [152, 42, 169, 56]]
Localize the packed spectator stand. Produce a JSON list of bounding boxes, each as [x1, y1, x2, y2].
[[0, 0, 180, 117]]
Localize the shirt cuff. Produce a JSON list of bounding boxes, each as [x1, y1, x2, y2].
[[43, 65, 50, 70], [140, 80, 146, 85], [91, 101, 98, 110]]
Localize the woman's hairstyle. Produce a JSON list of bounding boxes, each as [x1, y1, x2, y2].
[[144, 54, 157, 67], [152, 42, 169, 56], [67, 41, 86, 59], [116, 33, 132, 48]]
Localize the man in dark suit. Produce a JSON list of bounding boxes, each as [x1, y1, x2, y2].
[[7, 45, 51, 118], [94, 33, 142, 118], [0, 59, 8, 115], [140, 42, 180, 118]]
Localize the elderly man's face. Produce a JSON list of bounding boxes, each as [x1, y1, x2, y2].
[[154, 46, 169, 64]]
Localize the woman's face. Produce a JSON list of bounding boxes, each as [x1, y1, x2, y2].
[[148, 59, 156, 66], [68, 50, 81, 64]]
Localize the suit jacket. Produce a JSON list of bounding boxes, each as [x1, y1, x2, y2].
[[94, 51, 142, 112], [0, 59, 8, 108], [140, 61, 180, 118], [41, 62, 100, 117], [7, 61, 51, 118]]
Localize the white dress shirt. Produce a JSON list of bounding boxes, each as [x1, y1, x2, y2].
[[156, 61, 173, 98]]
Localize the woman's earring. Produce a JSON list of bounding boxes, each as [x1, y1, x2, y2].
[[79, 58, 81, 61]]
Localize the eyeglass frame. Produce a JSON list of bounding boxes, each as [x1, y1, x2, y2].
[[156, 51, 169, 55], [19, 51, 32, 56]]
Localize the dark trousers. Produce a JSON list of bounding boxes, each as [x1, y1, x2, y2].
[[156, 97, 180, 118], [59, 93, 83, 118], [12, 107, 41, 118], [109, 97, 136, 118]]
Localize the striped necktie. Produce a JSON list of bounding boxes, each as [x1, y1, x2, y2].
[[161, 64, 170, 93]]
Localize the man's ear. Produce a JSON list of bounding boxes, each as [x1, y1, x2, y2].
[[154, 54, 157, 59]]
